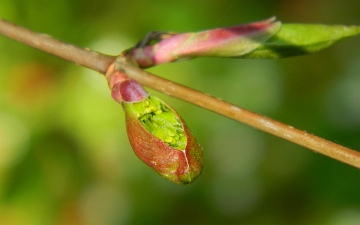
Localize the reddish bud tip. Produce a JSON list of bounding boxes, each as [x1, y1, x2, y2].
[[119, 79, 149, 102], [106, 69, 149, 103]]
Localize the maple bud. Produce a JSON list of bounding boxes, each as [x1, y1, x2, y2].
[[107, 70, 203, 184]]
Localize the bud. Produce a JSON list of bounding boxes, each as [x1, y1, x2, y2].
[[107, 69, 203, 184], [125, 17, 281, 68]]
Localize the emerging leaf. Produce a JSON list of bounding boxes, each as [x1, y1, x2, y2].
[[123, 96, 203, 184], [106, 69, 203, 184], [241, 24, 360, 58]]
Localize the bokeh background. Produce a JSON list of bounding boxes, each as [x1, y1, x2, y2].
[[1, 0, 360, 224]]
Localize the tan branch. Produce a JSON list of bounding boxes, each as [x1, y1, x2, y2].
[[0, 18, 115, 73]]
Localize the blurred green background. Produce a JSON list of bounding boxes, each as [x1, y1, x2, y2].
[[1, 0, 360, 224]]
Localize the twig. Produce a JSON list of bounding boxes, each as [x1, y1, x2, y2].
[[1, 18, 360, 169], [0, 18, 115, 73]]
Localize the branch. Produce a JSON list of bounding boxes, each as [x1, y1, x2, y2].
[[0, 18, 115, 73], [1, 18, 360, 169]]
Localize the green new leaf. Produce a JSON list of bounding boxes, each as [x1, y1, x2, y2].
[[129, 96, 187, 150], [241, 23, 360, 59]]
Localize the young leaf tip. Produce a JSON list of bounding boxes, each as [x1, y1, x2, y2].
[[241, 23, 360, 59]]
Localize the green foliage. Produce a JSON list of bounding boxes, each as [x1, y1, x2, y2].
[[243, 24, 360, 58], [124, 96, 187, 150]]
